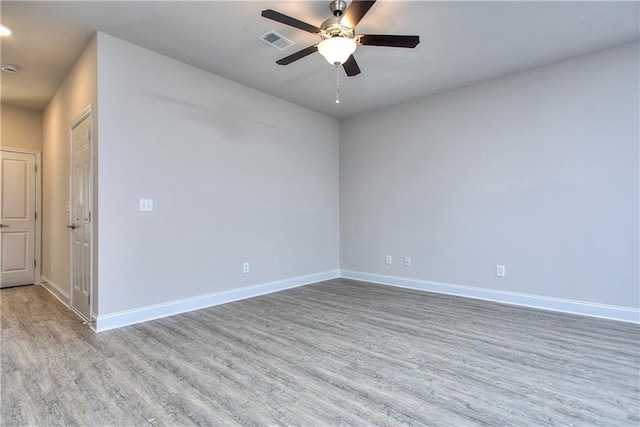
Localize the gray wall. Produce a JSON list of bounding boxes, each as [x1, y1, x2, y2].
[[1, 104, 43, 152], [340, 42, 639, 308], [96, 33, 340, 315], [42, 36, 98, 307]]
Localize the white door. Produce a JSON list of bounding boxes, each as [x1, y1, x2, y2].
[[1, 150, 37, 288], [70, 108, 93, 320]]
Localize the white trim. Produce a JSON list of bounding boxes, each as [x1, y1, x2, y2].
[[340, 270, 640, 324], [95, 270, 340, 332], [0, 147, 40, 155], [40, 276, 70, 306], [89, 315, 98, 332], [92, 268, 638, 332], [34, 152, 42, 283]]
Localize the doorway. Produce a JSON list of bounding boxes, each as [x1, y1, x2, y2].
[[69, 106, 93, 321], [0, 148, 42, 288]]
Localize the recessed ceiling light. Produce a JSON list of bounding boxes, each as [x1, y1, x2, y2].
[[0, 24, 13, 36], [1, 64, 20, 74]]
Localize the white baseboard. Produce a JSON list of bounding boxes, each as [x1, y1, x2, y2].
[[95, 270, 340, 332], [340, 270, 640, 324], [40, 276, 70, 306], [89, 268, 639, 332]]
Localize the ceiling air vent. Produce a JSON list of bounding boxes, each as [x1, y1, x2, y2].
[[259, 31, 295, 51]]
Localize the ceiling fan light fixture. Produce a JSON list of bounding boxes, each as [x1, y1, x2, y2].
[[318, 36, 356, 65]]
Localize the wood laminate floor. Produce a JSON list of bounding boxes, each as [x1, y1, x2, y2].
[[1, 279, 639, 426]]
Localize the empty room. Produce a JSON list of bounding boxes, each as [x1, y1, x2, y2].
[[1, 1, 638, 425]]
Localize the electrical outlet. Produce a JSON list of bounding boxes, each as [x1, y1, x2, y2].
[[243, 262, 250, 273], [404, 256, 411, 267], [51, 263, 54, 275], [385, 255, 392, 265], [496, 265, 505, 277], [139, 199, 153, 212]]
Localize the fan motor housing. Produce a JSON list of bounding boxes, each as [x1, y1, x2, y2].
[[320, 17, 354, 39]]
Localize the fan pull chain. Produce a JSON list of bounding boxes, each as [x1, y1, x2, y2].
[[335, 64, 341, 104]]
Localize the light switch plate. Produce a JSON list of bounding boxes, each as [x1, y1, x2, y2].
[[140, 199, 153, 212]]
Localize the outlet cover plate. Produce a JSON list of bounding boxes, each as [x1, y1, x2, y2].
[[139, 199, 153, 212]]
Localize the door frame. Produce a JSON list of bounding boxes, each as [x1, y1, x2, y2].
[[0, 147, 42, 286], [69, 105, 94, 321]]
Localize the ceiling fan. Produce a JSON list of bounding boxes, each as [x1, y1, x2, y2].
[[261, 0, 420, 77]]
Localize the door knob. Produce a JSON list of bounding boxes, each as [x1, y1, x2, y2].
[[0, 224, 8, 228], [67, 224, 76, 230]]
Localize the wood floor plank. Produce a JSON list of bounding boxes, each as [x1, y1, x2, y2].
[[1, 280, 638, 426]]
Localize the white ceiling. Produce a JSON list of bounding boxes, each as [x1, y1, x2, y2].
[[1, 1, 638, 119]]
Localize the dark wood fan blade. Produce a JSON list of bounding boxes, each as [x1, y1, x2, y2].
[[358, 34, 420, 48], [261, 9, 321, 34], [276, 45, 319, 65], [343, 55, 361, 76], [341, 0, 376, 28]]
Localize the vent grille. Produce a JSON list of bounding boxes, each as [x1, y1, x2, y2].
[[259, 31, 295, 51]]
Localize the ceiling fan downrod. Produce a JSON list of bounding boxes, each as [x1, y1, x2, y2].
[[330, 0, 347, 17]]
